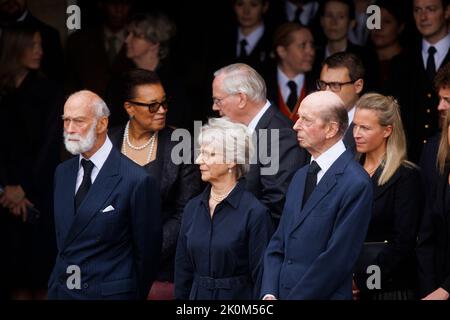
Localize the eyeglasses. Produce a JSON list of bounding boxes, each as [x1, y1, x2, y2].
[[127, 99, 169, 113], [212, 94, 234, 107], [316, 79, 356, 92]]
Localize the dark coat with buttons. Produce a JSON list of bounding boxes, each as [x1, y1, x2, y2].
[[386, 43, 450, 163], [48, 147, 162, 300]]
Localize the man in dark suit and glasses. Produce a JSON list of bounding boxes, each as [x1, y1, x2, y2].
[[261, 91, 372, 300], [211, 63, 308, 225], [48, 90, 162, 300]]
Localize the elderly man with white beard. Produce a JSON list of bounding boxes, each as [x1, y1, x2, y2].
[[48, 90, 162, 300]]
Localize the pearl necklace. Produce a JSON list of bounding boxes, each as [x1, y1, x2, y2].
[[122, 121, 157, 164], [210, 184, 236, 203]]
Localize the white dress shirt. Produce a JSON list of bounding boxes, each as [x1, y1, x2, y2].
[[285, 1, 319, 26], [237, 24, 265, 57], [310, 140, 346, 184], [422, 33, 450, 71], [247, 100, 272, 133], [277, 67, 305, 104], [75, 136, 113, 194]]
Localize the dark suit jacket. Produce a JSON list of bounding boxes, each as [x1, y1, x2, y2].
[[65, 27, 131, 98], [417, 165, 450, 296], [386, 44, 450, 162], [355, 164, 423, 295], [261, 149, 372, 299], [246, 105, 308, 225], [419, 133, 440, 204], [109, 126, 202, 281], [48, 147, 162, 299], [343, 122, 355, 153]]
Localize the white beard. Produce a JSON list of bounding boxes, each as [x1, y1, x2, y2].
[[64, 122, 97, 155]]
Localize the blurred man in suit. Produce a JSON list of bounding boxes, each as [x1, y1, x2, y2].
[[48, 90, 161, 300], [212, 63, 307, 225], [318, 52, 365, 152], [261, 91, 372, 300]]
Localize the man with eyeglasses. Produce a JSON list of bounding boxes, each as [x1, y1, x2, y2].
[[318, 52, 365, 152], [212, 63, 308, 226], [49, 90, 162, 300]]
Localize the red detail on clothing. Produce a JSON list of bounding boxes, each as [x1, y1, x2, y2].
[[277, 82, 307, 122]]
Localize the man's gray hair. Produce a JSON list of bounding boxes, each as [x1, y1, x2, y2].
[[67, 90, 110, 118], [199, 117, 254, 179], [214, 63, 266, 102]]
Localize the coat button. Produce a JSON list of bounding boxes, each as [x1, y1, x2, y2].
[[83, 283, 89, 289], [425, 124, 429, 128], [423, 140, 427, 144], [427, 93, 432, 98], [426, 109, 431, 113]]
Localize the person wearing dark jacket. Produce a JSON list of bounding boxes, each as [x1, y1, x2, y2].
[[109, 69, 202, 299]]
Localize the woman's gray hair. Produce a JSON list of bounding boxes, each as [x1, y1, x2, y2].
[[214, 63, 267, 103], [129, 12, 176, 60], [198, 117, 254, 179]]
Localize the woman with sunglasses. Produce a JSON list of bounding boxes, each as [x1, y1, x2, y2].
[[109, 68, 202, 299]]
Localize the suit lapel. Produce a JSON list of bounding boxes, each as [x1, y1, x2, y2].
[[255, 105, 275, 130], [62, 148, 122, 249], [56, 158, 79, 246], [290, 151, 351, 233]]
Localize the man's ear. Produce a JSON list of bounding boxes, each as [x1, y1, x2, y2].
[[354, 78, 364, 95], [237, 92, 248, 109], [97, 116, 109, 134], [326, 121, 339, 139]]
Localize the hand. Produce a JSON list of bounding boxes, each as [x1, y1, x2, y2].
[[262, 294, 277, 300], [422, 288, 450, 300], [10, 198, 34, 222], [352, 279, 360, 300], [0, 185, 25, 208]]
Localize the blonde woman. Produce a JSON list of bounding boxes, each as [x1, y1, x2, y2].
[[175, 117, 273, 300], [416, 108, 450, 300], [352, 93, 423, 300]]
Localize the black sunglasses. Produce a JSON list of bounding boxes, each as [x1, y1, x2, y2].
[[127, 99, 169, 113]]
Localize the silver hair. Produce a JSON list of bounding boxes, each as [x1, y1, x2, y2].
[[214, 63, 266, 102], [129, 13, 176, 60], [198, 117, 254, 179], [67, 90, 110, 119]]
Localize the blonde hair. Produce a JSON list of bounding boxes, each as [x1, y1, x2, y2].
[[356, 93, 414, 185], [438, 108, 450, 174], [198, 117, 254, 179]]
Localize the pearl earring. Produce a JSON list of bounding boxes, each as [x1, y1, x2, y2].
[[228, 168, 232, 173]]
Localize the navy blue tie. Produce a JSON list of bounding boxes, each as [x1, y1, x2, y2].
[[302, 161, 321, 207], [75, 159, 94, 211]]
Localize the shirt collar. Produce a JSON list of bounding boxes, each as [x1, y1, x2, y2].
[[277, 67, 305, 88], [78, 136, 113, 172], [348, 106, 356, 125], [238, 23, 265, 54], [17, 10, 28, 22], [311, 140, 346, 175], [286, 1, 319, 25], [422, 33, 450, 54], [247, 100, 272, 133]]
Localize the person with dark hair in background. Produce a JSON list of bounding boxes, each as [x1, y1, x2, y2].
[[313, 0, 379, 91], [387, 0, 450, 163], [416, 101, 450, 300], [352, 93, 423, 300], [0, 24, 63, 299], [264, 22, 316, 122], [0, 0, 63, 80], [419, 62, 450, 203], [65, 0, 134, 98], [108, 69, 202, 299], [317, 52, 365, 152], [369, 0, 406, 89]]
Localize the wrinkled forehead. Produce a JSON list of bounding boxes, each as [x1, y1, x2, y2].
[[64, 96, 95, 118]]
